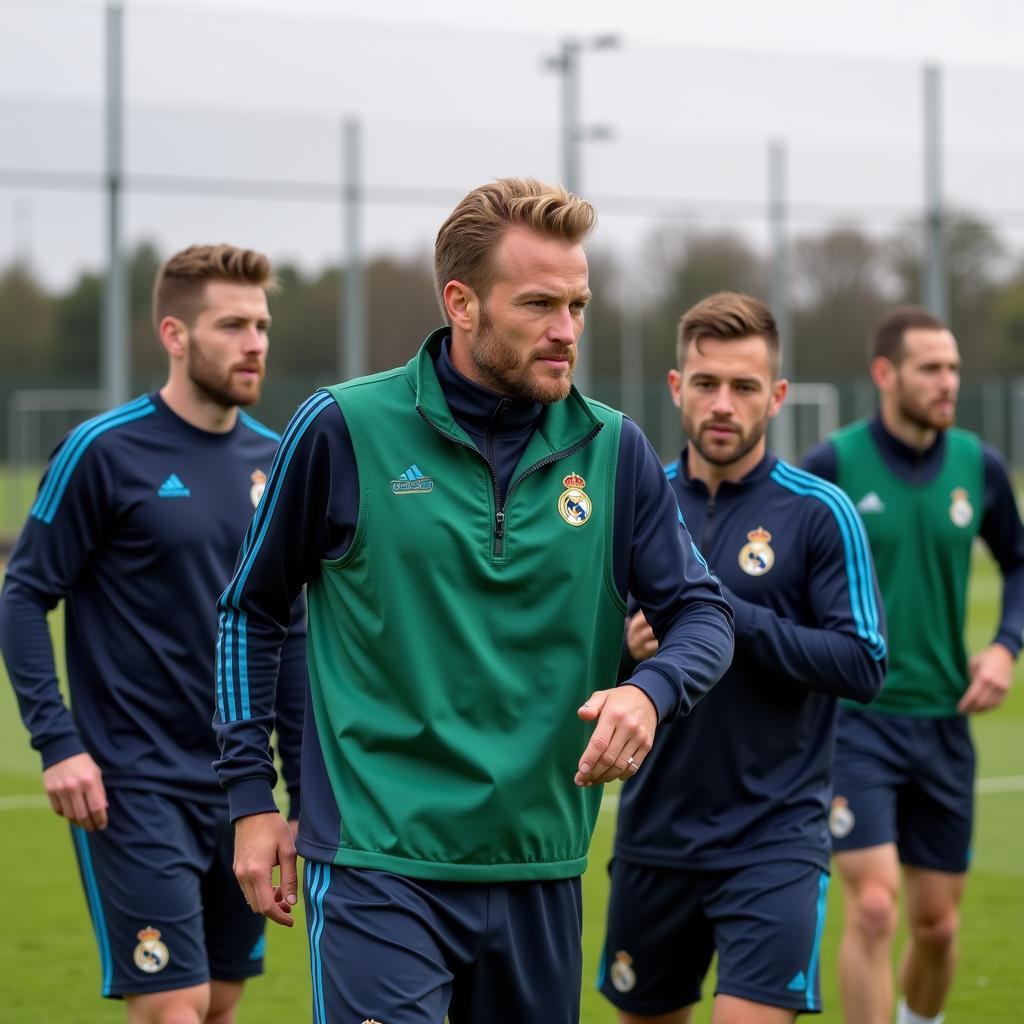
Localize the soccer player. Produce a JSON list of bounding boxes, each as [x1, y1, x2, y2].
[[0, 244, 305, 1024], [213, 177, 735, 1024], [803, 306, 1024, 1024], [599, 291, 887, 1023]]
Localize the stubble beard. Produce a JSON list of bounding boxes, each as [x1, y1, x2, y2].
[[469, 311, 574, 405], [686, 415, 768, 467], [187, 339, 263, 409]]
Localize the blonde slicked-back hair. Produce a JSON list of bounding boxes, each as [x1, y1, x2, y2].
[[151, 243, 278, 332], [677, 291, 781, 377], [433, 177, 596, 317]]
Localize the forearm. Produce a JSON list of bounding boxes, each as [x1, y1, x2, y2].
[[0, 580, 84, 766], [726, 586, 885, 703]]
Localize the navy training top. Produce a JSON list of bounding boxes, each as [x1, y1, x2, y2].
[[803, 415, 1024, 657], [0, 391, 306, 814], [213, 336, 736, 824], [615, 451, 887, 871]]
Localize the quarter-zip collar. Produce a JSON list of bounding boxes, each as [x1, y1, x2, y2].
[[406, 327, 604, 456], [870, 414, 946, 482], [674, 447, 777, 497]]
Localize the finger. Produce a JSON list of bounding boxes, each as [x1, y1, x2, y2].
[[279, 844, 299, 908], [45, 789, 64, 817], [577, 690, 607, 722], [576, 719, 615, 783], [578, 724, 632, 785], [85, 782, 109, 831], [67, 788, 94, 831]]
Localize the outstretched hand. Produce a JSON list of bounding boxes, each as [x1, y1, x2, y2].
[[233, 812, 298, 927], [575, 685, 657, 787]]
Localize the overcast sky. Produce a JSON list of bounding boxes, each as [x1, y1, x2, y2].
[[3, 0, 1024, 288]]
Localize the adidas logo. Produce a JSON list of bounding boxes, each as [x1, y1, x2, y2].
[[158, 473, 191, 498], [856, 491, 885, 514], [786, 970, 807, 993], [390, 464, 434, 495]]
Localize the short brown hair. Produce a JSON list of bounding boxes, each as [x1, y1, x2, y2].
[[871, 306, 946, 364], [433, 177, 596, 317], [152, 243, 278, 332], [677, 291, 780, 374]]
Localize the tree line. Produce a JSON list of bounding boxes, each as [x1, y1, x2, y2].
[[3, 214, 1024, 394]]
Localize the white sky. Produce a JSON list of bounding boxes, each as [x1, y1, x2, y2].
[[3, 0, 1024, 288]]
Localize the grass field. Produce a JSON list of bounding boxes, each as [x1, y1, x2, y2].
[[1, 542, 1022, 1021]]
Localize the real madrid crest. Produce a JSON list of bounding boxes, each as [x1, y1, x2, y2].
[[610, 950, 637, 993], [133, 926, 170, 974], [738, 525, 775, 576], [829, 796, 855, 839], [558, 472, 591, 527], [949, 487, 973, 528], [250, 469, 267, 509]]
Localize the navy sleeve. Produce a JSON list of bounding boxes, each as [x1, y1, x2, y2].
[[273, 592, 307, 821], [979, 445, 1024, 658], [800, 439, 838, 482], [722, 492, 887, 703], [214, 393, 357, 821], [0, 439, 114, 768], [613, 419, 734, 721]]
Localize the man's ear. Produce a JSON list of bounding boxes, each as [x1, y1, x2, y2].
[[443, 280, 478, 332], [768, 377, 789, 419], [158, 316, 188, 359], [667, 369, 683, 410], [870, 355, 894, 392]]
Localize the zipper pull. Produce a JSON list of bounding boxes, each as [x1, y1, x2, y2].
[[495, 509, 506, 539]]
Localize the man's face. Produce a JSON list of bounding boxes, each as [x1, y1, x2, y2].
[[461, 226, 590, 404], [669, 334, 784, 467], [184, 281, 270, 408], [882, 327, 961, 431]]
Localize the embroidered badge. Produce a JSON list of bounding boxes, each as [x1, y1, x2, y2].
[[949, 487, 973, 528], [250, 469, 267, 509], [738, 526, 775, 576], [610, 950, 637, 993], [829, 796, 855, 839], [557, 472, 591, 527], [133, 926, 170, 974], [391, 464, 434, 494]]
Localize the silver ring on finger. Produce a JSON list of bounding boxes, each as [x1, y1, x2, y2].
[[626, 755, 639, 772]]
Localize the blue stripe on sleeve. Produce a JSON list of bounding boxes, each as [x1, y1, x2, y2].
[[771, 462, 886, 661], [72, 827, 113, 996], [31, 397, 155, 524], [219, 391, 333, 721], [239, 410, 281, 442]]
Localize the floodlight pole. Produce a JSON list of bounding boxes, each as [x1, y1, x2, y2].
[[340, 116, 366, 382], [102, 0, 128, 409], [768, 138, 795, 463], [545, 35, 619, 396], [923, 64, 948, 322]]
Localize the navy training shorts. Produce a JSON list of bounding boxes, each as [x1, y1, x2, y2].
[[598, 857, 830, 1016], [303, 863, 582, 1024], [830, 706, 974, 873], [70, 787, 264, 998]]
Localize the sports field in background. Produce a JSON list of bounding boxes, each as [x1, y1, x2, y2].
[[1, 495, 1022, 1021]]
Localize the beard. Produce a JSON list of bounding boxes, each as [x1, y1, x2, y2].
[[186, 338, 264, 409], [684, 412, 769, 467], [467, 308, 575, 405], [895, 385, 956, 432]]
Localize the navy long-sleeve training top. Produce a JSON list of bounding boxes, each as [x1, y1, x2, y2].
[[803, 415, 1024, 657], [615, 451, 887, 872], [0, 391, 306, 814], [213, 336, 735, 823]]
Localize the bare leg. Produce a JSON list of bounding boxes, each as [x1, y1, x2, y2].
[[711, 994, 795, 1024], [125, 985, 209, 1024], [618, 1007, 693, 1024], [899, 866, 965, 1018], [835, 845, 901, 1024]]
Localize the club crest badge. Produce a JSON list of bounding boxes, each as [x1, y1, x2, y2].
[[558, 472, 591, 527], [133, 926, 170, 974], [250, 469, 267, 509], [829, 796, 855, 839], [949, 487, 973, 528], [738, 526, 775, 576], [610, 950, 637, 993]]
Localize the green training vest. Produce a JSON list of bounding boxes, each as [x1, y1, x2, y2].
[[833, 420, 983, 716], [305, 330, 626, 881]]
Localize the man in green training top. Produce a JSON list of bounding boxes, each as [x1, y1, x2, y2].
[[803, 306, 1024, 1024], [212, 177, 735, 1024]]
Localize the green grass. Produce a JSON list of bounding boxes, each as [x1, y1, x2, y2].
[[1, 555, 1022, 1021]]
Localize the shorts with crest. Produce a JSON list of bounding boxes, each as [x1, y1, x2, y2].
[[70, 787, 264, 998]]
